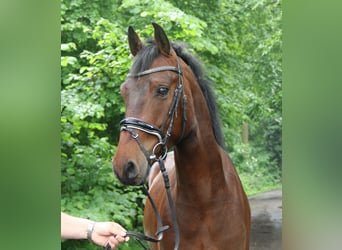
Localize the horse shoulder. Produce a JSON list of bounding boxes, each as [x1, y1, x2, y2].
[[148, 162, 160, 187], [148, 151, 175, 188]]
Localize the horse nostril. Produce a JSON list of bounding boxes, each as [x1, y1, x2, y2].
[[124, 161, 138, 181]]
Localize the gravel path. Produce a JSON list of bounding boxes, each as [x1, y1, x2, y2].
[[249, 189, 282, 250]]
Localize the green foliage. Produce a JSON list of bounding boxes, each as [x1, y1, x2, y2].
[[231, 143, 281, 195], [61, 0, 282, 248]]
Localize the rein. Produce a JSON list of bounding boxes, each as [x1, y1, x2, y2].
[[104, 185, 168, 250], [106, 58, 187, 250]]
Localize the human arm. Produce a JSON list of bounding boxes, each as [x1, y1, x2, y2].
[[61, 212, 129, 249]]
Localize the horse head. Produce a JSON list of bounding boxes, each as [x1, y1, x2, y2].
[[112, 23, 194, 185]]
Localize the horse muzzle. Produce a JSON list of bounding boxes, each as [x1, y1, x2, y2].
[[112, 131, 152, 186], [113, 158, 150, 186]]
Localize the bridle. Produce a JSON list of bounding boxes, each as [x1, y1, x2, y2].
[[121, 57, 187, 165], [106, 57, 187, 250]]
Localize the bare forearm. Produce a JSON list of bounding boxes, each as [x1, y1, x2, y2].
[[61, 212, 92, 240], [61, 212, 129, 248]]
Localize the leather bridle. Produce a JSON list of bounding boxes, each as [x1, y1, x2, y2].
[[106, 58, 187, 250], [121, 57, 187, 165]]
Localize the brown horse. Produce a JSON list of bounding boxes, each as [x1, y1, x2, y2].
[[112, 23, 250, 250]]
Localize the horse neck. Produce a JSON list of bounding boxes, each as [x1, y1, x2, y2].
[[173, 88, 227, 203]]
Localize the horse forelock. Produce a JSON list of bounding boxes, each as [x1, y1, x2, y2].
[[130, 39, 159, 75], [128, 39, 226, 149]]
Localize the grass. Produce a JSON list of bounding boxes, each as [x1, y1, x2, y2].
[[245, 182, 282, 196], [240, 172, 282, 196]]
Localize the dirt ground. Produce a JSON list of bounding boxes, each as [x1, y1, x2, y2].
[[249, 189, 282, 250]]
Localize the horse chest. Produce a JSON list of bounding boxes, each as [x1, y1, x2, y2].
[[179, 204, 226, 227]]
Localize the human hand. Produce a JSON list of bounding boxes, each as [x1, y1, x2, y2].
[[90, 221, 129, 249]]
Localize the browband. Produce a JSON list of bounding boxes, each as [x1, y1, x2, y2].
[[128, 66, 180, 78]]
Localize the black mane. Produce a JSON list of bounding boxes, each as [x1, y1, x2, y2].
[[130, 39, 226, 149]]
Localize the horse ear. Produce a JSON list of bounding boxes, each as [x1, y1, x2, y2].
[[128, 26, 143, 56], [152, 22, 171, 56]]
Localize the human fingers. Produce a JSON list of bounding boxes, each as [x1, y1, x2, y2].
[[107, 223, 128, 240], [106, 235, 120, 249], [114, 233, 130, 243]]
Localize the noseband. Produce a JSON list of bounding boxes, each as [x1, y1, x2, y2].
[[113, 57, 187, 250]]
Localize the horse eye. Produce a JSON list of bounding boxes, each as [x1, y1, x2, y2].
[[156, 86, 169, 97]]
